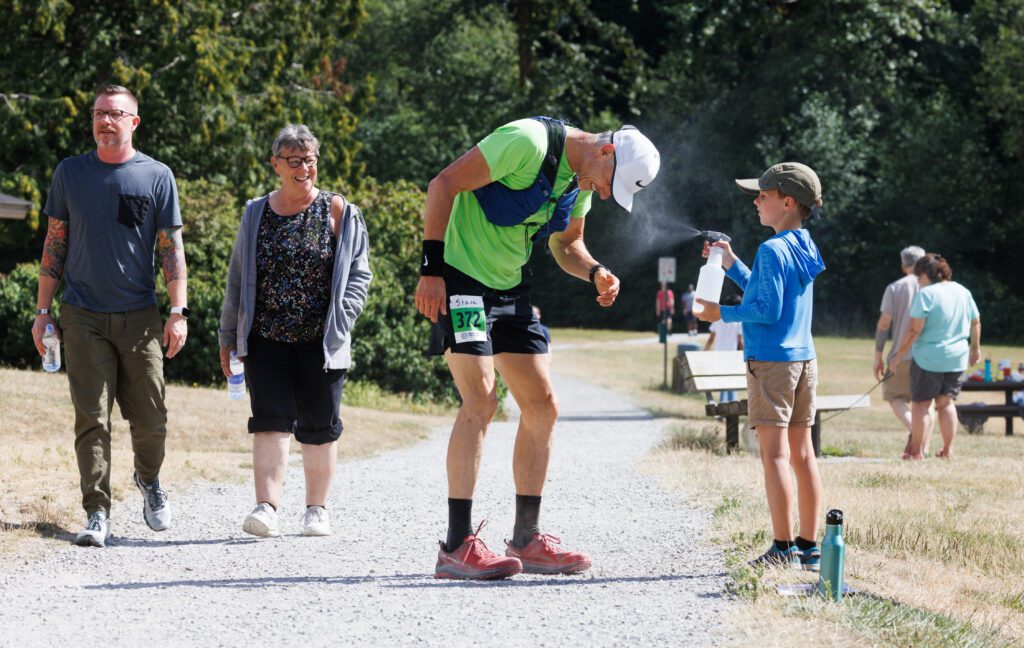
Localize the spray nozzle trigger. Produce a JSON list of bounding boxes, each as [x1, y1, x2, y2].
[[698, 230, 732, 244]]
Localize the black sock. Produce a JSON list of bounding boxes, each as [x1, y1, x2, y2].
[[445, 498, 473, 553], [773, 539, 793, 551], [512, 494, 542, 548], [794, 536, 816, 550]]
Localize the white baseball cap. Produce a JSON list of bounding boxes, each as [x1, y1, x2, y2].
[[611, 126, 660, 213]]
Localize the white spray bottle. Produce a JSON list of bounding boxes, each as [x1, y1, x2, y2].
[[692, 231, 730, 315]]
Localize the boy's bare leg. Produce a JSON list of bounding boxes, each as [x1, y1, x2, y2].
[[787, 426, 822, 541], [757, 425, 794, 541], [492, 353, 558, 496], [444, 351, 499, 499], [253, 432, 291, 508], [934, 394, 958, 458]]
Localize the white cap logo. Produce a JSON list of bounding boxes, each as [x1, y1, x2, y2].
[[612, 126, 660, 213]]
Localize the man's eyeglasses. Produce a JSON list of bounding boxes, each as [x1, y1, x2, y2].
[[276, 154, 320, 169], [92, 109, 136, 122]]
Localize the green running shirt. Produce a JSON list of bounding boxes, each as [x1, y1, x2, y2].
[[443, 119, 593, 290]]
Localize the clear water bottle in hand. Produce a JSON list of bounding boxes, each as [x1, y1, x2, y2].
[[227, 350, 246, 400], [42, 323, 61, 373]]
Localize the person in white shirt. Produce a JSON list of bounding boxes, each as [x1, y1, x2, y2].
[[704, 294, 744, 401]]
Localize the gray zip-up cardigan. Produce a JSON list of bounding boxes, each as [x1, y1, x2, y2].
[[218, 194, 372, 369]]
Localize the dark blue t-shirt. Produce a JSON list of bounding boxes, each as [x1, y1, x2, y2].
[[43, 151, 181, 312]]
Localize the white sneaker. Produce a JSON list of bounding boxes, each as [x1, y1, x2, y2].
[[134, 471, 171, 531], [300, 506, 331, 537], [74, 511, 112, 547], [242, 502, 281, 537]]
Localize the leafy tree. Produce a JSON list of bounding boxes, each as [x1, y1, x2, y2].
[[0, 0, 369, 271]]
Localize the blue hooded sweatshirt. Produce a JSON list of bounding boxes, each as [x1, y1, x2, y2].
[[719, 229, 825, 362]]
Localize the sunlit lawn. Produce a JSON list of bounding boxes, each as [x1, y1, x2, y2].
[[0, 367, 451, 564], [551, 329, 1024, 647]]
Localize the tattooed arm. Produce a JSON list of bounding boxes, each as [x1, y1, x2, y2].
[[31, 217, 68, 355], [157, 226, 188, 358]]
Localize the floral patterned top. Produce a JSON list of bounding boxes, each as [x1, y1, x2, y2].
[[252, 190, 337, 343]]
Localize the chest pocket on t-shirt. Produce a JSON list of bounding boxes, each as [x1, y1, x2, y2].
[[118, 194, 151, 229]]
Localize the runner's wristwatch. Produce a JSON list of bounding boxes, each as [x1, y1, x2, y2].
[[170, 306, 191, 319], [588, 264, 607, 284]]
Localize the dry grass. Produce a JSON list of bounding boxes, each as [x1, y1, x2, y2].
[[553, 331, 1024, 647], [0, 367, 449, 565]]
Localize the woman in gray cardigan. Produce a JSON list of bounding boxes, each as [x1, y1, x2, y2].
[[218, 125, 372, 537]]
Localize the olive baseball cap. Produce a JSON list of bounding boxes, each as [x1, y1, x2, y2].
[[735, 162, 822, 208]]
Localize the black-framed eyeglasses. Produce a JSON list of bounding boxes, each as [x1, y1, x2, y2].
[[92, 109, 136, 122], [276, 154, 320, 169]]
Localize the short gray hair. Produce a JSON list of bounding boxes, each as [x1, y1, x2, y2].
[[900, 245, 925, 268], [272, 124, 319, 157]]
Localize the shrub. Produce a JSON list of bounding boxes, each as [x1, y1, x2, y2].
[[348, 178, 457, 403], [158, 179, 241, 385], [0, 262, 52, 368]]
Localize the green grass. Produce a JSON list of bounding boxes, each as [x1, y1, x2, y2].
[[785, 594, 1009, 648]]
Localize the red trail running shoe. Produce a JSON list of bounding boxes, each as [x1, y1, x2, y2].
[[434, 521, 522, 580], [505, 533, 592, 575]]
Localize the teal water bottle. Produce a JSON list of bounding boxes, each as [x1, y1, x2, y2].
[[984, 358, 992, 382], [817, 509, 845, 601]]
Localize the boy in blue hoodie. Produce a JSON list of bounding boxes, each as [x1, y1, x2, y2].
[[695, 162, 826, 571]]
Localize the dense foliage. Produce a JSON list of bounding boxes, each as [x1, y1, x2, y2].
[[2, 0, 1023, 393]]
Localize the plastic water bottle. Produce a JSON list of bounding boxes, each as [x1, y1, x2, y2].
[[227, 351, 246, 400], [41, 323, 61, 373], [984, 358, 992, 382], [692, 246, 725, 315], [817, 509, 846, 601]]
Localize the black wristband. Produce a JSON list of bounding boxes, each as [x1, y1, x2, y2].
[[420, 240, 445, 277], [589, 263, 607, 284]]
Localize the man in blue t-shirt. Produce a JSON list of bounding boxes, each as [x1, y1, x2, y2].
[[31, 85, 188, 547]]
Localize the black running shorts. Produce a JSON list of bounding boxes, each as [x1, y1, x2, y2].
[[427, 265, 549, 357], [245, 335, 346, 445]]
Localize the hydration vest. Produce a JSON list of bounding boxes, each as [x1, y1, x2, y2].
[[472, 116, 580, 242]]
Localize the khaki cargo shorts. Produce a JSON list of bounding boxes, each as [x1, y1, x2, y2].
[[882, 358, 912, 402], [746, 358, 818, 429]]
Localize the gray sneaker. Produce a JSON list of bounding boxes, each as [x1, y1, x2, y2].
[[74, 511, 111, 547], [134, 471, 171, 531], [243, 502, 281, 538]]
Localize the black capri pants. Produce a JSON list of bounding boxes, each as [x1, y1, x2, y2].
[[245, 335, 346, 445]]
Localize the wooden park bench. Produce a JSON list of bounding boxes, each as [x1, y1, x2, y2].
[[676, 350, 871, 456]]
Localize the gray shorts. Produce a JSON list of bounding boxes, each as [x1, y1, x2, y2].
[[909, 359, 965, 402]]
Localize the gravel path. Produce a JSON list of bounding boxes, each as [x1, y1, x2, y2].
[[0, 372, 734, 646]]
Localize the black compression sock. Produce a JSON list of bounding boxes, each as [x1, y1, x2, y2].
[[794, 536, 816, 550], [512, 494, 542, 548], [773, 539, 793, 551], [445, 498, 473, 553]]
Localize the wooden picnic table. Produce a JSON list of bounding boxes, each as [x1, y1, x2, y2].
[[959, 380, 1023, 436]]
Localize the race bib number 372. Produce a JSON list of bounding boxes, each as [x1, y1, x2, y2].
[[449, 295, 487, 344]]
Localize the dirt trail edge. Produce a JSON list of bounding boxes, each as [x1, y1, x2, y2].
[[0, 372, 734, 646]]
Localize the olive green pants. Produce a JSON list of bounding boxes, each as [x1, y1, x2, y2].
[[61, 304, 167, 515]]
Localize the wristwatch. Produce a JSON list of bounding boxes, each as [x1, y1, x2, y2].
[[170, 306, 191, 319], [35, 308, 49, 315]]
